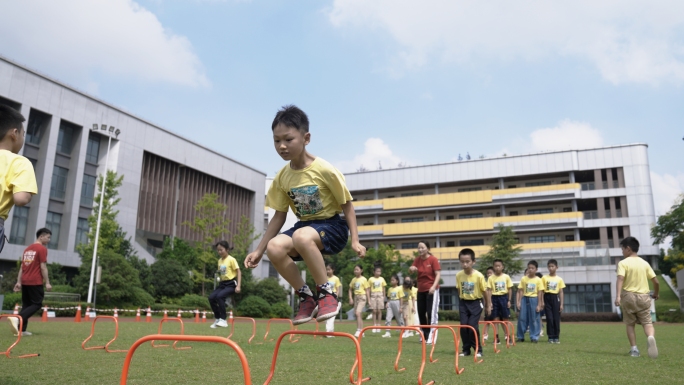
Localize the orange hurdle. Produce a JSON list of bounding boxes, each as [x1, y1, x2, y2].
[[505, 321, 516, 346], [82, 316, 128, 353], [150, 318, 191, 350], [0, 315, 39, 358], [227, 317, 256, 344], [263, 330, 363, 385], [479, 321, 513, 351], [120, 335, 251, 385], [444, 325, 484, 364], [350, 326, 434, 385], [263, 318, 299, 343], [412, 325, 465, 374]]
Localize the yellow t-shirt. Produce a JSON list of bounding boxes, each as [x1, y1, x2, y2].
[[542, 275, 566, 294], [350, 276, 369, 296], [368, 277, 387, 293], [388, 286, 405, 301], [218, 255, 239, 281], [327, 275, 342, 294], [0, 150, 37, 220], [488, 273, 513, 296], [411, 287, 418, 300], [456, 270, 487, 300], [266, 158, 352, 221], [617, 256, 656, 294], [519, 276, 543, 297]]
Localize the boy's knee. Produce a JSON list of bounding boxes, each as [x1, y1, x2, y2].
[[266, 237, 291, 262], [291, 227, 320, 247]]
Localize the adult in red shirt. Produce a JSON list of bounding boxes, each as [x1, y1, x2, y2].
[[11, 228, 52, 336], [409, 241, 441, 343]]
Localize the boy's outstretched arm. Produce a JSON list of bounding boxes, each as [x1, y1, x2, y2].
[[342, 202, 366, 258], [244, 211, 287, 269], [13, 192, 32, 206], [650, 276, 660, 300]]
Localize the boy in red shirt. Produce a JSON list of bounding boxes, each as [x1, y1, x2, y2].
[[11, 228, 52, 335]]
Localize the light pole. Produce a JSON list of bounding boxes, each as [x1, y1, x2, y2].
[[86, 124, 121, 304]]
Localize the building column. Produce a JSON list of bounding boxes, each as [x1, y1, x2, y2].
[[599, 227, 609, 248], [498, 178, 504, 190], [617, 168, 625, 188], [374, 240, 379, 249], [436, 236, 441, 248], [620, 197, 628, 217], [608, 197, 617, 219], [594, 169, 603, 189], [611, 227, 620, 247], [434, 184, 439, 194], [569, 171, 575, 183], [435, 209, 440, 221], [623, 226, 630, 238], [574, 228, 580, 241], [572, 199, 578, 212], [597, 198, 606, 219], [374, 189, 379, 200], [374, 214, 378, 225]]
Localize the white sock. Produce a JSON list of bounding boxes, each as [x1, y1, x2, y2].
[[631, 346, 638, 350], [298, 285, 314, 297]]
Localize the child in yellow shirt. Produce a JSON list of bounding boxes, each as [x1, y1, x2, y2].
[[516, 261, 543, 343], [325, 264, 343, 334], [542, 259, 565, 344], [382, 274, 405, 338], [349, 264, 370, 337], [368, 266, 387, 333]]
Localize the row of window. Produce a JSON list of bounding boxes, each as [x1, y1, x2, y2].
[[366, 180, 564, 200], [10, 206, 89, 250], [373, 208, 567, 225], [398, 236, 568, 249]]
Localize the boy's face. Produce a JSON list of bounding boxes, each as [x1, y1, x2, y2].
[[8, 125, 25, 154], [326, 266, 333, 277], [547, 263, 557, 275], [354, 266, 362, 276], [486, 269, 494, 277], [527, 264, 537, 277], [459, 254, 474, 271], [374, 268, 381, 277], [273, 124, 309, 161], [493, 261, 504, 274], [38, 233, 51, 246]]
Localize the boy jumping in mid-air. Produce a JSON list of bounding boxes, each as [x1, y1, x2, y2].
[[245, 105, 365, 325]]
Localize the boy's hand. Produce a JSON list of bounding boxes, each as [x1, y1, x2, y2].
[[536, 305, 542, 312], [651, 293, 659, 300], [236, 286, 241, 293], [244, 252, 263, 269], [507, 300, 511, 309], [352, 241, 366, 258], [559, 304, 563, 312], [614, 297, 621, 307], [487, 304, 493, 316], [350, 298, 354, 306], [516, 302, 521, 311]]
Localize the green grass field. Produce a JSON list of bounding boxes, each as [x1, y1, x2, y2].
[[1, 318, 682, 384]]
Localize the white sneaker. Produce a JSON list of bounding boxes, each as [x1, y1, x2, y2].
[[476, 352, 482, 358], [9, 317, 19, 335], [210, 319, 219, 329], [382, 332, 391, 338], [354, 330, 361, 338], [217, 319, 229, 328], [21, 331, 32, 336], [483, 334, 489, 341], [647, 336, 658, 359], [540, 330, 544, 337]]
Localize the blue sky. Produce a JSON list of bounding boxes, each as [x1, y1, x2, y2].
[[1, 0, 682, 215]]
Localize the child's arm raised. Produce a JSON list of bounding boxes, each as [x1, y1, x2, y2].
[[341, 202, 366, 258], [244, 211, 287, 269]]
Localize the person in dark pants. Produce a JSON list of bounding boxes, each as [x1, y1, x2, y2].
[[10, 228, 52, 336], [456, 248, 491, 357], [542, 259, 565, 343], [409, 241, 441, 344], [208, 241, 241, 328]]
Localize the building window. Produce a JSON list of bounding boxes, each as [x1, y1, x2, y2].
[[401, 242, 419, 249], [525, 181, 552, 187], [509, 211, 518, 216], [563, 207, 572, 212], [446, 241, 456, 247], [86, 135, 100, 164], [460, 239, 485, 246], [9, 206, 29, 245], [439, 288, 459, 310], [363, 222, 374, 226], [508, 185, 517, 189], [565, 235, 575, 241], [57, 122, 77, 155], [528, 208, 554, 215], [80, 174, 97, 207], [25, 109, 49, 145], [75, 217, 89, 250], [529, 235, 556, 243], [458, 187, 482, 192], [565, 284, 612, 313], [401, 192, 423, 197], [459, 213, 483, 219], [50, 166, 69, 200], [445, 215, 455, 220], [267, 260, 279, 279], [387, 219, 396, 224], [46, 211, 62, 249], [401, 217, 424, 223]]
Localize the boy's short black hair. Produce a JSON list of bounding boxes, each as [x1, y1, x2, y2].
[[547, 259, 558, 267], [535, 272, 543, 278], [458, 248, 475, 262], [493, 259, 504, 265], [619, 236, 640, 253], [527, 260, 538, 269], [0, 105, 25, 141], [486, 266, 494, 272], [36, 227, 51, 238], [271, 105, 309, 132], [215, 240, 232, 250]]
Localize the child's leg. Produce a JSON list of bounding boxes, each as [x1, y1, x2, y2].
[[517, 298, 528, 340], [267, 234, 306, 289], [325, 314, 335, 332], [530, 298, 540, 340], [291, 227, 328, 285], [469, 303, 483, 353], [385, 305, 393, 326]]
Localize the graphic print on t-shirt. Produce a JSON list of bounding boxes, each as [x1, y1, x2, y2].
[[22, 250, 36, 266], [495, 281, 506, 292], [219, 265, 227, 276], [526, 283, 537, 294], [547, 281, 558, 291], [390, 291, 397, 299], [354, 282, 361, 290], [461, 281, 475, 295], [373, 281, 382, 289], [287, 185, 323, 218]]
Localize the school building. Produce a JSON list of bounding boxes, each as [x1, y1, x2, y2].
[[343, 145, 658, 313], [0, 55, 265, 276]]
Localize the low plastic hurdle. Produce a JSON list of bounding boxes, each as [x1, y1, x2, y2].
[[227, 317, 256, 344], [82, 316, 128, 353], [120, 335, 251, 385], [151, 318, 191, 350], [350, 326, 434, 385], [505, 321, 516, 346], [412, 325, 465, 374], [479, 321, 513, 351], [0, 314, 39, 358], [263, 318, 299, 343], [263, 330, 363, 385]]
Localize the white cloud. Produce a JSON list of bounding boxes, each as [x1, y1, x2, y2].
[[334, 138, 407, 173], [0, 0, 209, 90], [529, 120, 604, 152], [328, 0, 684, 85], [650, 172, 684, 216]]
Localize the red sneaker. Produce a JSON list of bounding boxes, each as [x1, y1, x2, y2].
[[293, 294, 318, 325], [316, 290, 340, 322]]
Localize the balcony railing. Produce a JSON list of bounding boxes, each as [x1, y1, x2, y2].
[[584, 211, 598, 220], [605, 211, 611, 218], [581, 183, 595, 191], [616, 209, 622, 218]]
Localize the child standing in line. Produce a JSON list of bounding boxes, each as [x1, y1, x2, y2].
[[209, 241, 241, 328], [401, 277, 416, 338], [615, 237, 659, 358], [487, 259, 513, 344], [516, 261, 543, 343], [542, 259, 565, 344], [382, 274, 405, 338], [535, 271, 545, 337], [325, 264, 343, 334], [0, 105, 37, 255], [368, 266, 387, 333], [245, 105, 366, 325], [349, 264, 371, 338], [483, 266, 495, 341], [456, 248, 491, 357]]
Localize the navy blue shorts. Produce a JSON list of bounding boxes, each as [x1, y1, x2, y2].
[[491, 294, 510, 319], [281, 214, 349, 260]]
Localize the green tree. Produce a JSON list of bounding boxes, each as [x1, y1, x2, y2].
[[183, 193, 233, 295], [150, 259, 194, 300], [652, 194, 684, 251], [47, 263, 68, 286], [88, 249, 142, 304], [156, 237, 200, 272], [253, 277, 289, 304], [477, 224, 524, 276], [231, 215, 260, 301]]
